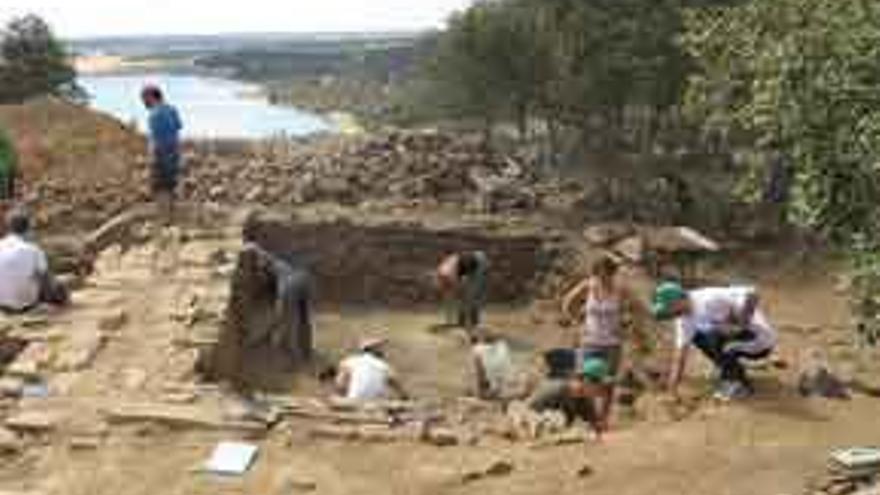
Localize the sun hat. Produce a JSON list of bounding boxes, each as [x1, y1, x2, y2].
[[581, 355, 610, 383], [651, 281, 687, 320], [359, 337, 388, 352]]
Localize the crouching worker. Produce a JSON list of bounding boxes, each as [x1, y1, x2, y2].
[[336, 337, 409, 401], [526, 348, 605, 438], [435, 251, 489, 332], [0, 209, 68, 313], [652, 282, 776, 401]]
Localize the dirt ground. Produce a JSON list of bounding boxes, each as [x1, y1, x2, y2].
[[0, 214, 875, 495]]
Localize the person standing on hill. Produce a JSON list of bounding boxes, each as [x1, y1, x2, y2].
[[141, 85, 183, 223], [561, 255, 650, 433], [0, 128, 18, 202]]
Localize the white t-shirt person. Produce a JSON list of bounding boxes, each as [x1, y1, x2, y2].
[[338, 352, 402, 401], [676, 286, 776, 355], [0, 234, 49, 311], [472, 339, 515, 398]]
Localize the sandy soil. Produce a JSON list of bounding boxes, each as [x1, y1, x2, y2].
[[74, 55, 176, 75], [0, 219, 874, 495]]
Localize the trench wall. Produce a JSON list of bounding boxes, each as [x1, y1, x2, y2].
[[247, 218, 556, 307]]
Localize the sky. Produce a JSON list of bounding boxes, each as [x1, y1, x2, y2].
[[0, 0, 474, 38]]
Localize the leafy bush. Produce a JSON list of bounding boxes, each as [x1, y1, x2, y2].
[[848, 237, 880, 347], [0, 15, 83, 103]]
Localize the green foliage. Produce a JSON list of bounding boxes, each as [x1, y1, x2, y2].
[[420, 1, 549, 130], [538, 0, 688, 115], [0, 14, 83, 104], [848, 237, 880, 347], [414, 0, 689, 144], [682, 0, 880, 240]]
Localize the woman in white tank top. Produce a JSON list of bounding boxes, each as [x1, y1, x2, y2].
[[561, 255, 648, 431]]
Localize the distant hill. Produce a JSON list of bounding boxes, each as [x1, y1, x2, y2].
[[69, 32, 423, 58]]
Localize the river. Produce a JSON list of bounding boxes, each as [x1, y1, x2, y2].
[[79, 74, 334, 139]]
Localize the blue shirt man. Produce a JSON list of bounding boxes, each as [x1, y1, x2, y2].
[[148, 102, 182, 158], [141, 85, 183, 222]]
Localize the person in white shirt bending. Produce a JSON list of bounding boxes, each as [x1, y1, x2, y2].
[[470, 328, 516, 400], [652, 282, 777, 401], [335, 337, 408, 401], [0, 209, 68, 313]]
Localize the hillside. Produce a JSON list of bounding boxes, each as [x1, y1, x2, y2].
[[0, 99, 146, 231]]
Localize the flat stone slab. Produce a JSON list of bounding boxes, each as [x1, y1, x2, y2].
[[5, 411, 61, 433], [102, 403, 267, 432], [0, 427, 22, 454], [0, 378, 24, 398]]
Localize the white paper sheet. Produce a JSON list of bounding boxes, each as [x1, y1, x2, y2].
[[204, 442, 259, 475]]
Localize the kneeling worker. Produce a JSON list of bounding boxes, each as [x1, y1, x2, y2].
[[0, 209, 68, 313], [652, 282, 776, 401], [336, 337, 408, 401], [527, 348, 607, 437]]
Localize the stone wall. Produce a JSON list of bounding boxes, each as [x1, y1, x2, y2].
[[245, 215, 556, 307]]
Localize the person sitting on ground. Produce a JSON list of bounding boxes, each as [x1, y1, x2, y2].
[[0, 209, 68, 313], [141, 84, 183, 224], [435, 250, 489, 332], [335, 337, 408, 401], [471, 328, 515, 400], [561, 255, 650, 432], [652, 282, 777, 401]]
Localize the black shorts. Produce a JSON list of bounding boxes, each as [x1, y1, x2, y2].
[[151, 153, 180, 195]]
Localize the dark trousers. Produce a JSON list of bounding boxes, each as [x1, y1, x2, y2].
[[528, 378, 596, 425], [0, 172, 14, 201], [292, 293, 313, 360], [456, 275, 486, 330], [0, 276, 69, 314], [692, 331, 771, 387], [275, 265, 313, 360]]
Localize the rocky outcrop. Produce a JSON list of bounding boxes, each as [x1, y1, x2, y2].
[[182, 131, 545, 212]]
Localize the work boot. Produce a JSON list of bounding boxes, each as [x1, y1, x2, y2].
[[713, 381, 751, 402]]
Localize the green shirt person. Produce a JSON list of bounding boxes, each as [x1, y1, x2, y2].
[[0, 129, 17, 200]]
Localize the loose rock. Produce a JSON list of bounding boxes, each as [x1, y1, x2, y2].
[[0, 427, 22, 454], [98, 310, 129, 332], [5, 411, 60, 433], [0, 377, 24, 398]]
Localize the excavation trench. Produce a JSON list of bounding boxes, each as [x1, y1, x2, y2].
[[244, 214, 561, 307], [201, 212, 567, 391]]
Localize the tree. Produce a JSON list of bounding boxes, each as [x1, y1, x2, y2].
[[682, 0, 880, 240], [412, 0, 689, 155], [417, 0, 549, 143], [0, 14, 83, 103]]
